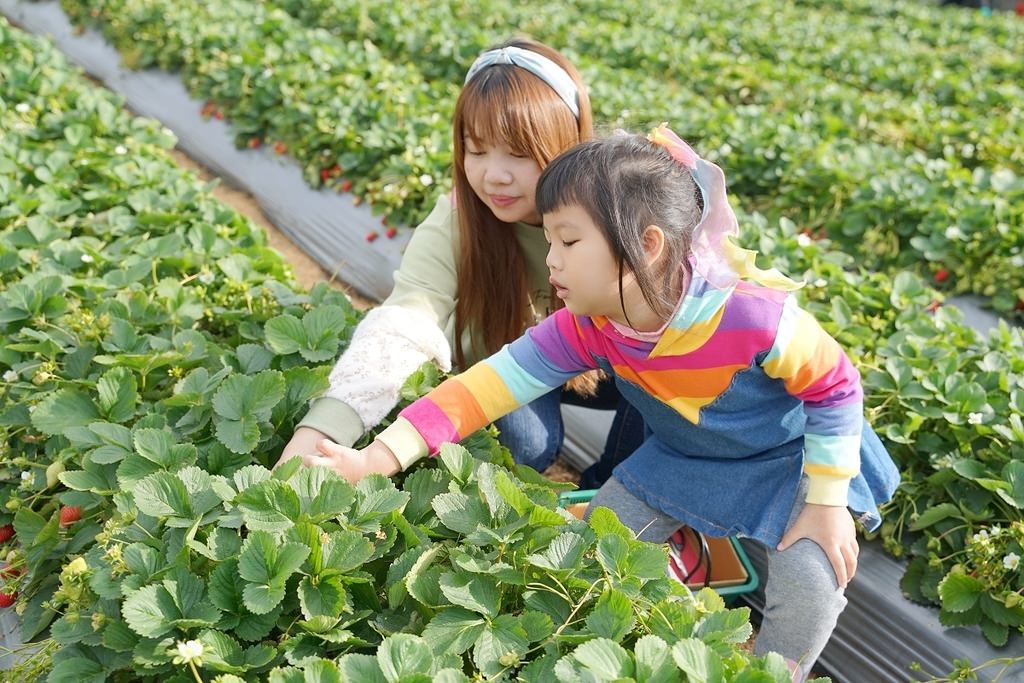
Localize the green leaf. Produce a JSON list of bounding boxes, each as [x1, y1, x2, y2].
[[671, 638, 723, 683], [241, 530, 311, 584], [58, 469, 108, 493], [46, 657, 105, 683], [337, 654, 387, 683], [377, 634, 434, 681], [981, 619, 1009, 647], [321, 530, 375, 574], [292, 466, 356, 520], [31, 389, 99, 436], [122, 584, 178, 638], [215, 414, 262, 454], [236, 479, 302, 532], [298, 576, 348, 619], [472, 614, 529, 678], [571, 638, 634, 680], [438, 572, 501, 617], [585, 590, 635, 641], [132, 471, 192, 519], [695, 606, 754, 644], [421, 608, 487, 656], [96, 366, 138, 423], [264, 314, 305, 355], [433, 491, 489, 535], [909, 503, 962, 531], [403, 468, 452, 522], [1001, 461, 1024, 508], [634, 635, 678, 683], [589, 506, 635, 541], [938, 571, 985, 613], [597, 534, 630, 576], [527, 531, 588, 572], [132, 428, 195, 470], [438, 442, 474, 482]]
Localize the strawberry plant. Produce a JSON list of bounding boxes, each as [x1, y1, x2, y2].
[[51, 0, 1024, 316]]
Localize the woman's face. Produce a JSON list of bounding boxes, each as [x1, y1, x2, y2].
[[463, 138, 543, 225]]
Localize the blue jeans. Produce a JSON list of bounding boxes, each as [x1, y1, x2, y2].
[[493, 379, 645, 482]]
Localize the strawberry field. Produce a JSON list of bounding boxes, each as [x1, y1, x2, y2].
[[1, 0, 1023, 680]]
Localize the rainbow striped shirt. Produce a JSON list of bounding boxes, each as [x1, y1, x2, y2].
[[377, 272, 864, 507]]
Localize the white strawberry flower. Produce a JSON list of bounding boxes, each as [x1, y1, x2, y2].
[[15, 103, 30, 114], [80, 254, 94, 263], [1004, 553, 1020, 571], [419, 174, 434, 187], [814, 278, 827, 288], [115, 145, 127, 155], [3, 370, 16, 383], [968, 412, 983, 425], [796, 233, 812, 247], [944, 226, 964, 240], [174, 639, 204, 664], [198, 271, 215, 285], [21, 471, 31, 481], [972, 529, 990, 544]]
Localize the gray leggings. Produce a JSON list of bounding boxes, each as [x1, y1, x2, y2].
[[586, 476, 846, 681]]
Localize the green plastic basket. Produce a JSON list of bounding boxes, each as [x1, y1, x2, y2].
[[559, 489, 759, 602]]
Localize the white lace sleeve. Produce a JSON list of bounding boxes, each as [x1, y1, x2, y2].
[[323, 305, 452, 430]]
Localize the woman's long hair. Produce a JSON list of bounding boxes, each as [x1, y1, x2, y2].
[[451, 38, 593, 370]]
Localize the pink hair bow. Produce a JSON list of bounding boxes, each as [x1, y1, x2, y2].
[[648, 124, 802, 291]]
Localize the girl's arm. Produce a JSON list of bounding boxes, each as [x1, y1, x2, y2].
[[762, 297, 864, 586], [281, 196, 460, 458], [307, 310, 598, 479], [761, 297, 864, 507]]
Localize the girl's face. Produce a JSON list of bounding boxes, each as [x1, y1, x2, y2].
[[463, 138, 543, 225], [544, 203, 638, 320]]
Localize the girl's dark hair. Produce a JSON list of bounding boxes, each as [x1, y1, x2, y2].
[[536, 133, 704, 322]]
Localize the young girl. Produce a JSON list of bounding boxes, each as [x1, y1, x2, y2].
[[278, 38, 643, 479], [303, 126, 900, 679]]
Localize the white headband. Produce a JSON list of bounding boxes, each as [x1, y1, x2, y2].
[[464, 46, 580, 119]]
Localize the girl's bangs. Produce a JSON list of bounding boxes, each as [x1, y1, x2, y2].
[[457, 67, 575, 160]]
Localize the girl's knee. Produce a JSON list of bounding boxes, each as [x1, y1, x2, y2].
[[769, 539, 848, 600]]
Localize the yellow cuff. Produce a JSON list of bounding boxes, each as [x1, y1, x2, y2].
[[375, 418, 429, 471], [805, 473, 852, 507]]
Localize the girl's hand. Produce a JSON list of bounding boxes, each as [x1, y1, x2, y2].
[[274, 426, 330, 469], [777, 503, 858, 588], [300, 439, 402, 484]]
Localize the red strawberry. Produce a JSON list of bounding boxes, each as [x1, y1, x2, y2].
[[0, 524, 13, 544], [248, 137, 262, 149], [213, 110, 225, 121], [330, 165, 342, 177], [385, 226, 398, 239], [926, 300, 941, 313], [0, 591, 16, 608], [59, 506, 82, 528], [320, 168, 331, 182], [365, 231, 379, 243], [933, 269, 950, 283], [273, 142, 287, 155], [341, 180, 353, 193], [0, 565, 23, 579], [1016, 299, 1024, 312], [200, 101, 215, 117]]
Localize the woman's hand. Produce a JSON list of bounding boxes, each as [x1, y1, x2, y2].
[[300, 438, 403, 484], [274, 426, 330, 469], [777, 503, 858, 587]]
